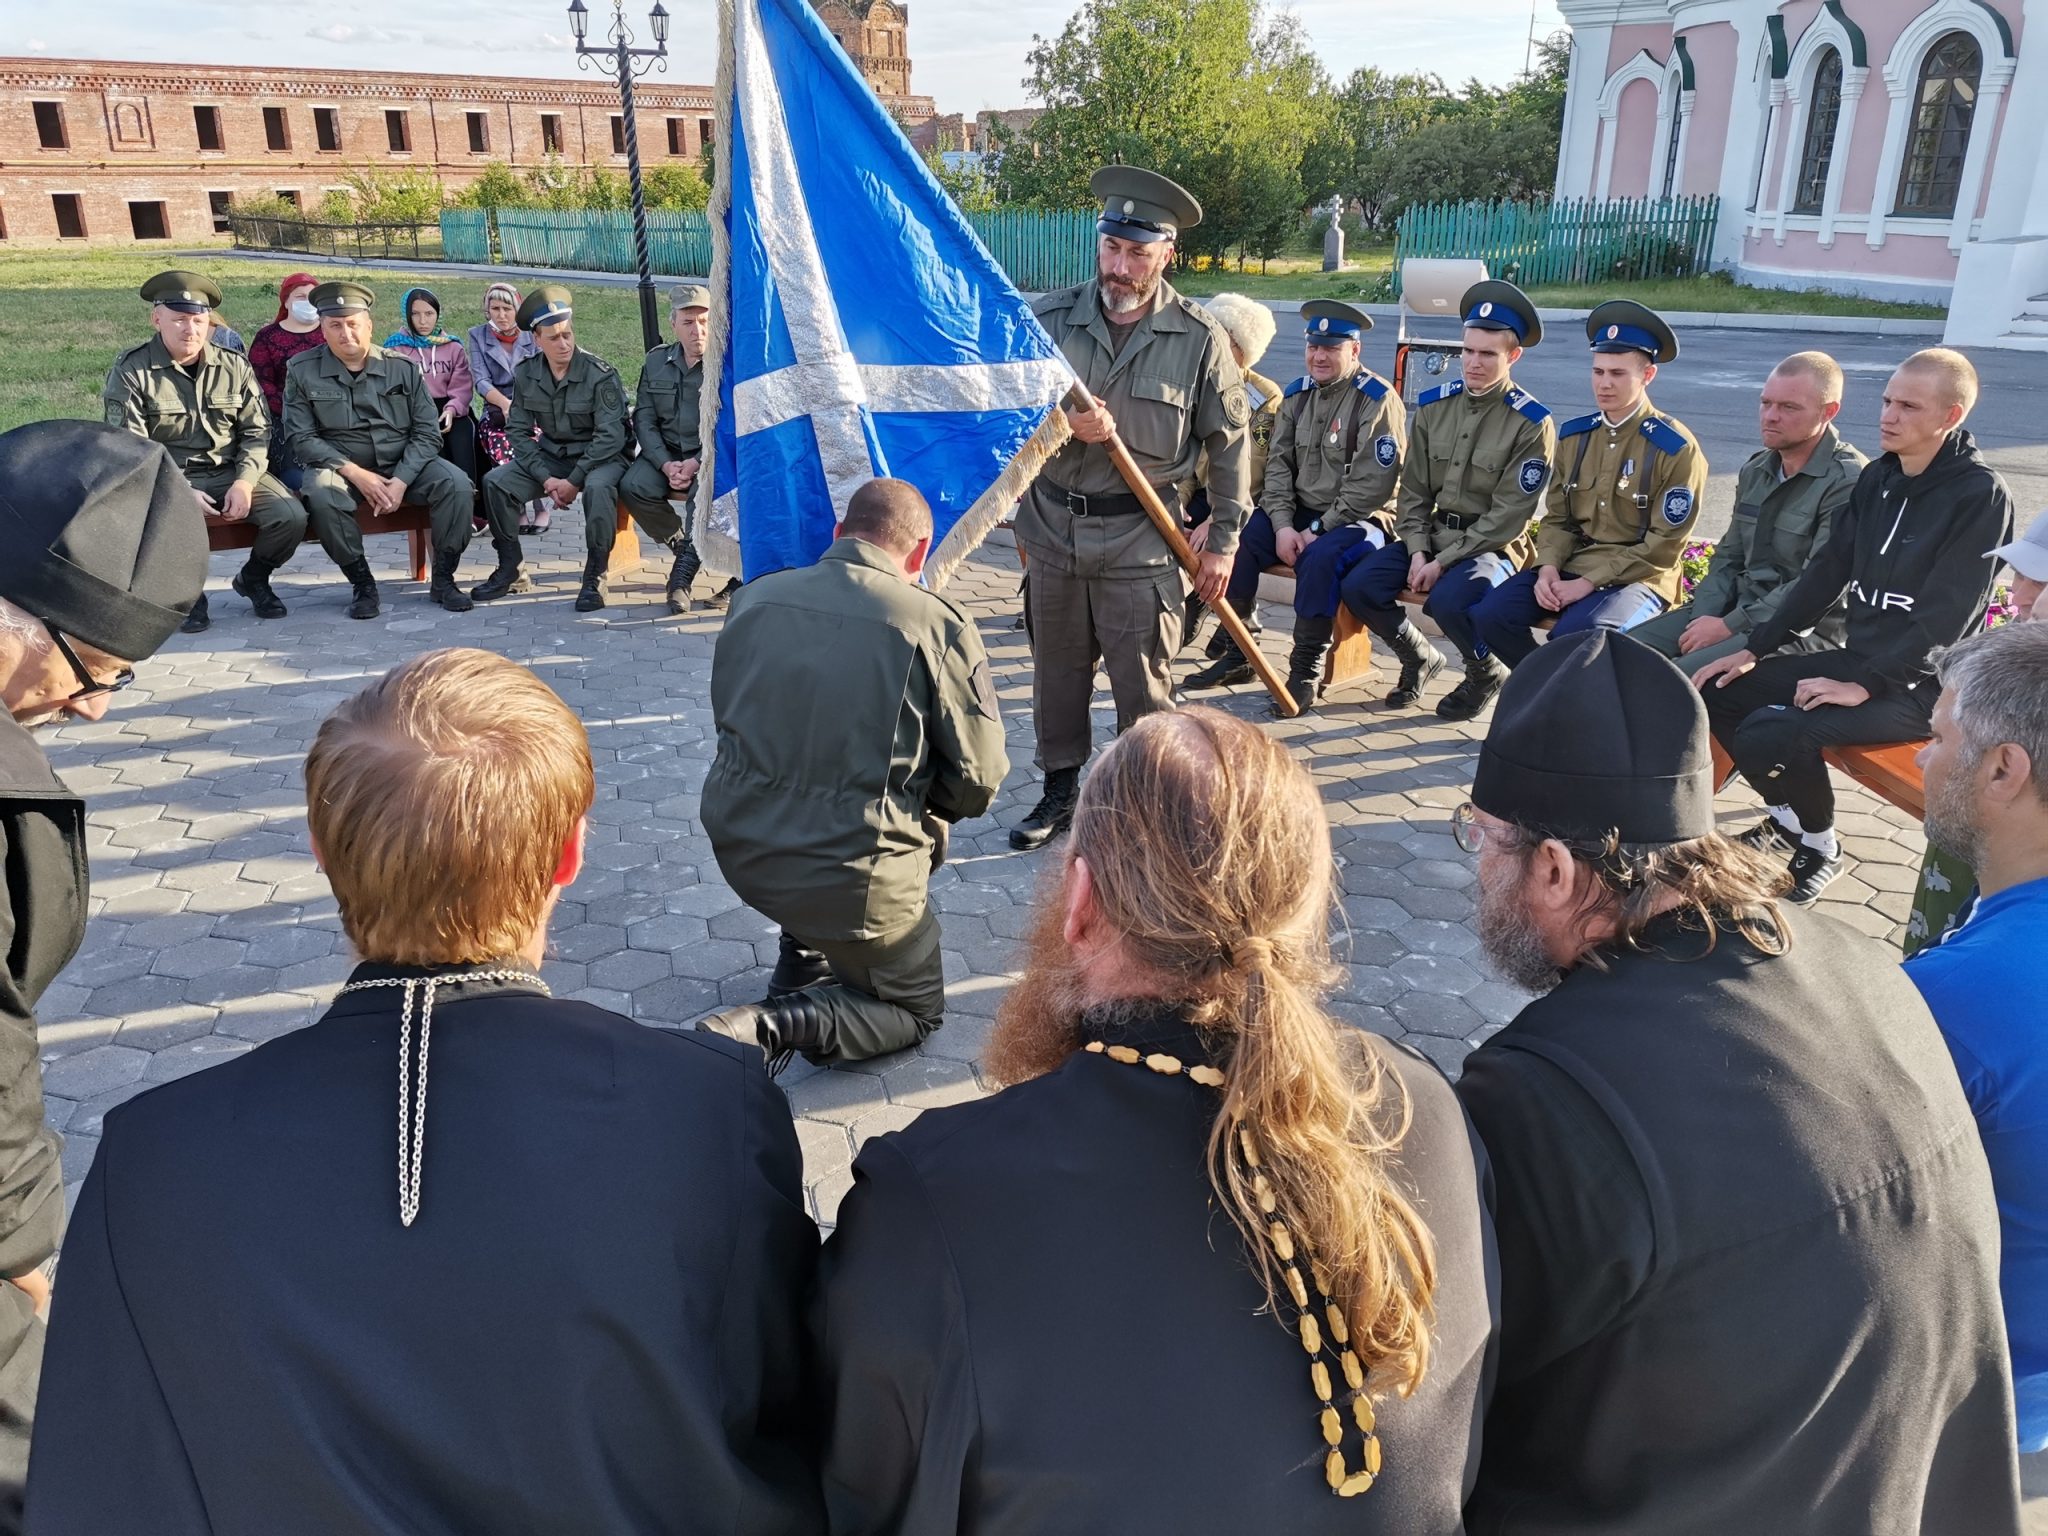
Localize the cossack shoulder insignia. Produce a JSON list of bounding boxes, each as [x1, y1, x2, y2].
[[1640, 416, 1690, 456], [1504, 387, 1551, 424], [1416, 380, 1464, 409], [1557, 411, 1601, 439], [1354, 372, 1389, 402]]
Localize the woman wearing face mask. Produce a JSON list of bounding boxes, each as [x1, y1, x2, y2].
[[465, 283, 549, 532], [386, 287, 480, 497], [249, 273, 325, 491]]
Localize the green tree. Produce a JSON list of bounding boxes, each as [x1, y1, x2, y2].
[[456, 161, 528, 210], [640, 163, 711, 211], [923, 146, 999, 215]]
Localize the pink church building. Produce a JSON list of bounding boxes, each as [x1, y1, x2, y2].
[[1551, 0, 2048, 346]]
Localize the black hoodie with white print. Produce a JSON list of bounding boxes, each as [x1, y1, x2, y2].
[[1747, 428, 2014, 698]]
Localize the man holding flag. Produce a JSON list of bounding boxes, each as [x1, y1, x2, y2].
[[1008, 167, 1253, 851]]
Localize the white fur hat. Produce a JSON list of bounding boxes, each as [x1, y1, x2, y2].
[[1202, 293, 1277, 368]]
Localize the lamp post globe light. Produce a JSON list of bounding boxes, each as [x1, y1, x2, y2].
[[569, 0, 673, 351]]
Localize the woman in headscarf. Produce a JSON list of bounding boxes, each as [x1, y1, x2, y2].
[[386, 287, 480, 497], [465, 283, 547, 531], [249, 272, 324, 490]]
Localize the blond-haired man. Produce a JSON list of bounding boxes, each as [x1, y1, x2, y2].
[[29, 649, 823, 1534], [1633, 352, 1864, 675], [1697, 348, 2015, 903]]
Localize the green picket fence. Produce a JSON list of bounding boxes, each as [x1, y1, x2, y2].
[[1393, 196, 1721, 294], [438, 205, 1095, 291], [440, 208, 492, 264]]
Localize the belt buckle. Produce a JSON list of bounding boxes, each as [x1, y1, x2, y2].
[[1063, 487, 1091, 518]]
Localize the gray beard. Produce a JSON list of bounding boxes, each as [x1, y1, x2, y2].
[[1475, 857, 1563, 996], [1921, 758, 1985, 872]]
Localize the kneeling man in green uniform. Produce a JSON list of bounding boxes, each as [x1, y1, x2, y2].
[[696, 480, 1009, 1072]]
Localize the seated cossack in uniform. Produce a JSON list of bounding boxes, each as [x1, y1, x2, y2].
[[281, 281, 477, 620], [104, 270, 309, 635], [477, 285, 633, 613], [619, 284, 712, 615], [1187, 301, 1404, 713], [1469, 301, 1706, 669], [1341, 280, 1556, 722]]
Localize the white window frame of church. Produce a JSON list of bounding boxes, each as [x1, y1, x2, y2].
[[1866, 0, 2015, 253], [1769, 8, 1871, 248], [1649, 64, 1691, 199], [1594, 48, 1669, 199], [1747, 35, 1781, 220]]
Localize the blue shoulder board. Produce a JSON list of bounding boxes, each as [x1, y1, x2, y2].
[[1640, 416, 1690, 455], [1416, 380, 1464, 409], [1557, 411, 1601, 439], [1354, 372, 1389, 401], [1283, 375, 1314, 399], [1504, 387, 1551, 424]]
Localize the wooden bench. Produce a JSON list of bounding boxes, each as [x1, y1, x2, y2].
[[1708, 737, 1928, 820], [206, 501, 644, 584], [1257, 567, 1551, 689]]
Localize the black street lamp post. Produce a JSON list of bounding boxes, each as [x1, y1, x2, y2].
[[569, 0, 671, 351]]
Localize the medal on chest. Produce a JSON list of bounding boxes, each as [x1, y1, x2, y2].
[[1617, 456, 1635, 492], [1327, 425, 1342, 449]]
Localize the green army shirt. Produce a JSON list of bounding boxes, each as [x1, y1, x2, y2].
[[704, 538, 1010, 943], [1536, 397, 1709, 602], [1685, 425, 1866, 642], [1395, 379, 1557, 567], [1263, 367, 1406, 533], [633, 343, 704, 464], [102, 337, 270, 485], [509, 349, 630, 488], [281, 345, 444, 484], [1016, 278, 1250, 573]]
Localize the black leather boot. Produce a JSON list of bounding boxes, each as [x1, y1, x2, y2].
[[231, 558, 287, 619], [1436, 652, 1510, 722], [574, 552, 608, 612], [1180, 590, 1212, 653], [340, 561, 381, 621], [179, 592, 211, 634], [1271, 615, 1333, 717], [429, 550, 474, 613], [1385, 620, 1447, 708], [1186, 640, 1254, 690], [665, 532, 701, 615], [469, 537, 532, 602], [695, 993, 825, 1077], [1009, 766, 1080, 851], [1205, 593, 1259, 659]]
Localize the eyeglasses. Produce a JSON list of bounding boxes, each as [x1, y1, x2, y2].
[[1451, 803, 1487, 855], [46, 626, 135, 703]]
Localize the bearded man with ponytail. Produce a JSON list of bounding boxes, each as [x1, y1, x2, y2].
[[811, 707, 1494, 1532]]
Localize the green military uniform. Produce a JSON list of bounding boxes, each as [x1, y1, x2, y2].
[[484, 348, 630, 546], [1631, 424, 1865, 674], [1395, 382, 1555, 570], [1536, 398, 1707, 604], [701, 536, 1010, 1064], [282, 282, 473, 616], [1264, 368, 1405, 533], [619, 284, 712, 613]]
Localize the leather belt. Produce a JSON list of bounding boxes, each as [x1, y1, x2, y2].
[[1434, 509, 1471, 531], [1042, 480, 1169, 519]]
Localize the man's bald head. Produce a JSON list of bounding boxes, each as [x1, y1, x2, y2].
[[839, 479, 935, 557], [1897, 347, 1980, 416], [1770, 351, 1844, 405]]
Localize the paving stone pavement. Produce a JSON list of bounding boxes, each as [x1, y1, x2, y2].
[[34, 523, 1933, 1228]]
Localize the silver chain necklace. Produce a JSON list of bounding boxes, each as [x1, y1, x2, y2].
[[334, 969, 550, 1227]]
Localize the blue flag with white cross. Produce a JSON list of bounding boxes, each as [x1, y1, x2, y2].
[[696, 0, 1074, 587]]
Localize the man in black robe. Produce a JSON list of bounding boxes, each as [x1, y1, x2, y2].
[[28, 648, 822, 1534], [813, 706, 1496, 1533], [1453, 628, 2019, 1534], [0, 421, 206, 1535]]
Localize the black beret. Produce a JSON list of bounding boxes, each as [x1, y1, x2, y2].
[[1473, 629, 1715, 846], [0, 421, 208, 662]]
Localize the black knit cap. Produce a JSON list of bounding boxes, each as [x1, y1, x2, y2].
[[0, 421, 208, 662], [1473, 629, 1715, 846]]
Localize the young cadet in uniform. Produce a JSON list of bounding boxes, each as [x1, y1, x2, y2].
[[1695, 348, 2014, 903], [282, 281, 476, 620], [1186, 300, 1403, 713], [1631, 351, 1865, 676], [1008, 166, 1250, 851], [477, 285, 632, 612], [697, 481, 1008, 1070], [619, 284, 711, 615], [104, 270, 308, 635], [0, 422, 206, 1535], [1341, 280, 1554, 721], [1469, 301, 1706, 668]]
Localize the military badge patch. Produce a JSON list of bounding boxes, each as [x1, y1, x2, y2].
[[1223, 384, 1250, 427], [1518, 458, 1546, 494], [1661, 487, 1694, 526], [1374, 434, 1397, 468]]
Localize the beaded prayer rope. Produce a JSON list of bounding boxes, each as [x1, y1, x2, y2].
[[1084, 1040, 1385, 1497]]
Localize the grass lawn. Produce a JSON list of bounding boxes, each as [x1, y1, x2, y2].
[[0, 243, 1945, 433], [0, 249, 664, 434]]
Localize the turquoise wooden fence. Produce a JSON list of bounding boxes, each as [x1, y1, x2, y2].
[[440, 208, 492, 263], [440, 206, 1094, 291], [1393, 196, 1721, 294]]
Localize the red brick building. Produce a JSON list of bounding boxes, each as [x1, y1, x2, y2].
[[0, 14, 933, 246]]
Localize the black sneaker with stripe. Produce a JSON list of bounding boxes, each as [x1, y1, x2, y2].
[[1786, 843, 1845, 905]]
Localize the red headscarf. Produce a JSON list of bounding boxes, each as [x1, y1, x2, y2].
[[273, 273, 319, 323]]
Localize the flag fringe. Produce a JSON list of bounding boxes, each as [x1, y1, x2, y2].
[[923, 407, 1070, 593], [692, 0, 744, 583]]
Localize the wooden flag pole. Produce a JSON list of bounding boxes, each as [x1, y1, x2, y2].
[[1063, 381, 1298, 718]]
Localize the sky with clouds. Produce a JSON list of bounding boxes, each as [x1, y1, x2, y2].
[[19, 1, 1569, 115]]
